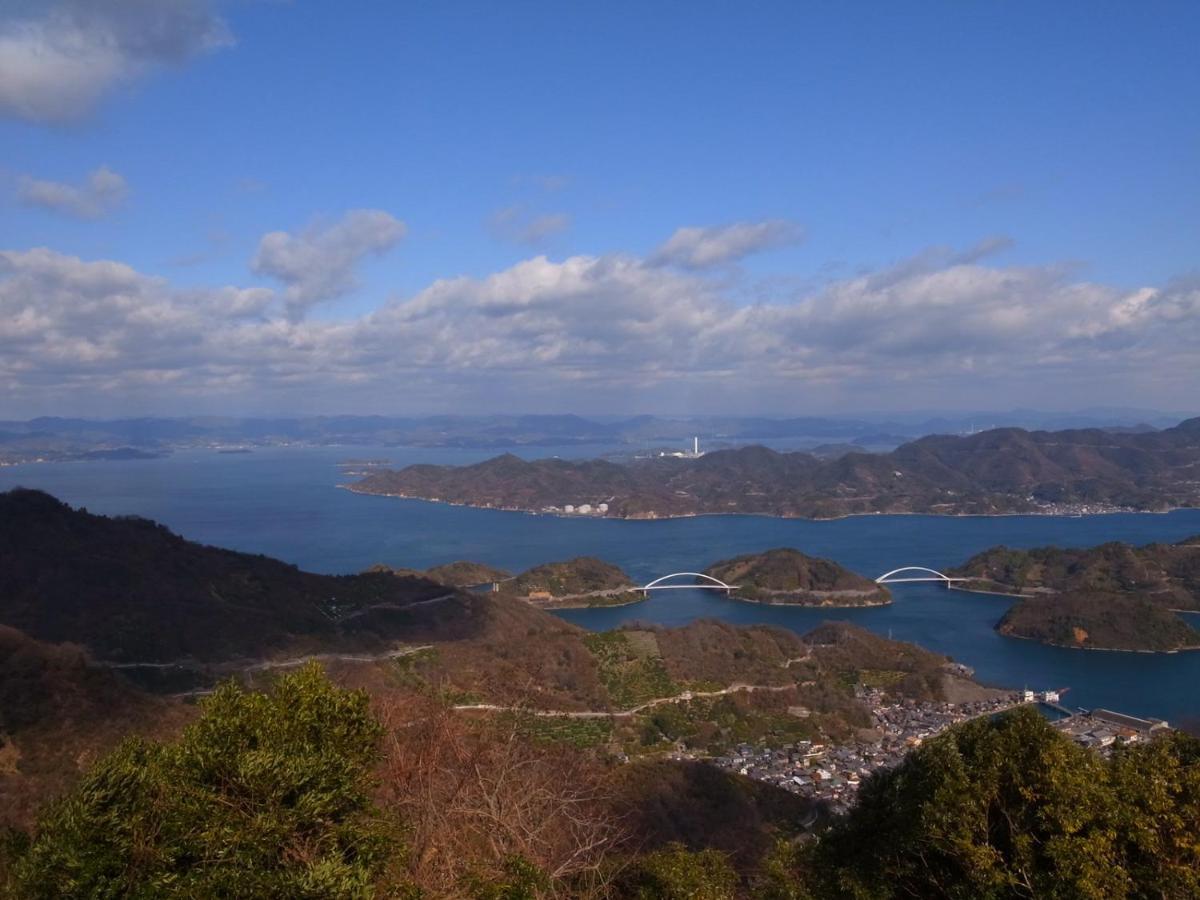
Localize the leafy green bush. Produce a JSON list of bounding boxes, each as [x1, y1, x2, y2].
[[463, 855, 551, 899], [795, 706, 1200, 899], [620, 842, 738, 899], [11, 664, 390, 899]]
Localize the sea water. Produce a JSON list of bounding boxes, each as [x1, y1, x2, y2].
[[3, 445, 1199, 724]]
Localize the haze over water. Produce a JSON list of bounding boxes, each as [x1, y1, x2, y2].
[[5, 445, 1200, 725]]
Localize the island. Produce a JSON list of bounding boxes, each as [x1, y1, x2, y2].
[[349, 417, 1200, 519], [496, 556, 644, 608], [949, 536, 1200, 609], [948, 536, 1200, 652], [703, 548, 891, 606], [996, 592, 1200, 652]]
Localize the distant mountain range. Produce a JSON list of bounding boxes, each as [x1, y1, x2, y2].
[[0, 408, 1192, 462], [352, 417, 1200, 519]]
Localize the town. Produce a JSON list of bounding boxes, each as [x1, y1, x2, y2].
[[686, 688, 1170, 816]]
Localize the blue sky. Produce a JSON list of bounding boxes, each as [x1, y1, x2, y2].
[[0, 1, 1197, 417]]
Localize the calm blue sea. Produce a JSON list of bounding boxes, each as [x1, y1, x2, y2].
[[4, 445, 1200, 724]]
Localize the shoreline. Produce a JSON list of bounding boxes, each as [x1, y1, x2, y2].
[[996, 628, 1200, 655], [528, 591, 891, 611], [948, 584, 1037, 599], [341, 484, 1198, 524], [725, 592, 892, 609], [529, 593, 648, 610]]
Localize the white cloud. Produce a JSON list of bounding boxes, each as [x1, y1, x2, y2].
[[651, 219, 805, 269], [0, 0, 231, 124], [17, 166, 128, 219], [488, 205, 572, 245], [251, 209, 406, 320], [0, 240, 1196, 415]]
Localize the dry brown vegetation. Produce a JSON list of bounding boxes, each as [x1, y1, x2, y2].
[[653, 620, 807, 686], [705, 548, 891, 606], [0, 626, 193, 829], [610, 760, 812, 872], [373, 693, 625, 897]]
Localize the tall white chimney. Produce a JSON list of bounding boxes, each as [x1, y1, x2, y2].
[[693, 436, 699, 456]]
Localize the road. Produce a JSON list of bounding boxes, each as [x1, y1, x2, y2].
[[102, 643, 436, 675]]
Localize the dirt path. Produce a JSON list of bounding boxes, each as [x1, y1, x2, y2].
[[451, 682, 798, 719], [780, 655, 812, 667], [333, 593, 457, 620]]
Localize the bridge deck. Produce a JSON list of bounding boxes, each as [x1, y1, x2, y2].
[[639, 584, 739, 591], [877, 577, 969, 583]]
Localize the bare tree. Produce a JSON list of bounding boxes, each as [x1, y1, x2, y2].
[[373, 692, 626, 897]]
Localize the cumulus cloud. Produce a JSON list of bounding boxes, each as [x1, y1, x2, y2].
[[488, 205, 572, 245], [17, 166, 128, 219], [651, 219, 805, 269], [0, 0, 231, 124], [251, 209, 406, 320], [0, 248, 272, 398], [1, 240, 1196, 414]]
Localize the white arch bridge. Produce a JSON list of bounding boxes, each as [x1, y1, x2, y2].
[[874, 566, 968, 585], [639, 572, 738, 595], [631, 566, 969, 597]]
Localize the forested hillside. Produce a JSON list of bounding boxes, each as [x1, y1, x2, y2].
[[354, 418, 1200, 518]]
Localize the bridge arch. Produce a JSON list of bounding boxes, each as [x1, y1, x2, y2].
[[641, 572, 734, 591], [874, 566, 958, 584]]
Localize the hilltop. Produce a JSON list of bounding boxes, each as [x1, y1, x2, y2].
[[0, 489, 475, 664], [495, 556, 643, 608], [704, 548, 890, 606], [365, 560, 513, 588], [501, 556, 634, 596], [424, 560, 512, 586], [351, 417, 1200, 518]]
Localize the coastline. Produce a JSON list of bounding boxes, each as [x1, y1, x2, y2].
[[726, 592, 892, 609], [341, 484, 1198, 524], [996, 628, 1200, 655], [529, 592, 647, 610], [948, 584, 1037, 599], [524, 586, 892, 611]]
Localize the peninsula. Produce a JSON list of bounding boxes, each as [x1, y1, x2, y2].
[[703, 548, 891, 606], [350, 417, 1200, 519]]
